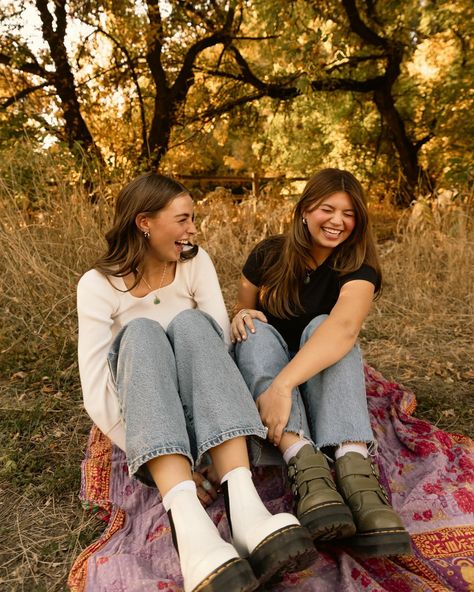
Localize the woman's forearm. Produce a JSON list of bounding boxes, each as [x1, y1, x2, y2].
[[275, 316, 359, 389]]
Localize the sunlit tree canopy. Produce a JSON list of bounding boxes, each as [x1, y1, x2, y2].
[[1, 0, 472, 204]]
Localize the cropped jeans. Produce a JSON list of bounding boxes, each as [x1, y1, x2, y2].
[[233, 315, 374, 464], [107, 309, 267, 480]]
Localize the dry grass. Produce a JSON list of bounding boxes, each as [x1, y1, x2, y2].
[[0, 152, 473, 590], [0, 487, 102, 592], [363, 212, 474, 432]]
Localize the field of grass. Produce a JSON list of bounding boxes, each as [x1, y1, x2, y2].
[[0, 152, 472, 590]]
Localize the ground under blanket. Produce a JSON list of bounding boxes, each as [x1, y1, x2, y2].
[[68, 366, 474, 591]]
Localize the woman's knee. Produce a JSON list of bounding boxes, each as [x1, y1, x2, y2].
[[170, 308, 204, 327], [168, 309, 223, 341], [300, 314, 328, 343], [234, 319, 283, 360], [110, 317, 168, 360], [235, 319, 271, 348], [123, 317, 164, 339]]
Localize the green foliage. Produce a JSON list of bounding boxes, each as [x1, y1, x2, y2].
[[0, 0, 472, 191]]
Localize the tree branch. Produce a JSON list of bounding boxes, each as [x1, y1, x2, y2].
[[189, 90, 267, 122], [176, 0, 220, 32], [76, 20, 149, 155], [229, 46, 301, 98], [1, 82, 50, 109], [341, 0, 388, 48], [0, 52, 47, 78], [170, 3, 239, 102], [342, 0, 403, 84], [325, 53, 387, 73], [172, 29, 233, 99], [206, 46, 384, 97], [414, 119, 437, 153]]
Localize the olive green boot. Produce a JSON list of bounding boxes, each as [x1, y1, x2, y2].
[[287, 444, 356, 542], [335, 452, 412, 557]]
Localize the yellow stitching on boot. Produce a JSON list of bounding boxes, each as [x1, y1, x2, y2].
[[193, 557, 242, 592], [251, 524, 302, 553], [300, 501, 346, 516], [356, 528, 408, 536]]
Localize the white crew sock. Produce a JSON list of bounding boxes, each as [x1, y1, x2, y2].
[[162, 479, 196, 511], [221, 466, 299, 556], [282, 439, 312, 464], [335, 442, 368, 460]]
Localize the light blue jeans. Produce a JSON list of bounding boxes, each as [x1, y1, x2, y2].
[[233, 315, 374, 464], [107, 309, 267, 480]]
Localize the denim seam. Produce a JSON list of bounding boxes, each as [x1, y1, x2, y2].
[[197, 427, 267, 464], [128, 446, 194, 475], [295, 389, 305, 437]]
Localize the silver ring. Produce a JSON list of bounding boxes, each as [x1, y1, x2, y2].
[[241, 313, 249, 321], [263, 426, 269, 435], [202, 479, 212, 492]]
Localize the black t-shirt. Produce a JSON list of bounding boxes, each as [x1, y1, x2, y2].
[[242, 236, 379, 352]]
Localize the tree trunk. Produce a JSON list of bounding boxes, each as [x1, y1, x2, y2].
[[143, 99, 174, 170], [35, 0, 102, 163], [374, 87, 431, 206]]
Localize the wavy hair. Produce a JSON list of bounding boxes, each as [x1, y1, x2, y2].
[[260, 168, 382, 318], [95, 172, 198, 289]]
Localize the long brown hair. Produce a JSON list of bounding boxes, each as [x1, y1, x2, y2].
[[260, 168, 382, 318], [95, 172, 198, 289]]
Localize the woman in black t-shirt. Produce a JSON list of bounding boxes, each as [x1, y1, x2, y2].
[[231, 168, 411, 558]]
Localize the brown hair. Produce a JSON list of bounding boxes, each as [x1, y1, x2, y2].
[[95, 172, 198, 288], [259, 168, 382, 318]]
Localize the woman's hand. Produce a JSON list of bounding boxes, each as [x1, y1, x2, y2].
[[231, 308, 267, 343], [193, 464, 219, 507], [256, 381, 293, 447]]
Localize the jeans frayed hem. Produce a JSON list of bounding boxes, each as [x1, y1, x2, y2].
[[284, 427, 315, 443], [197, 427, 268, 466], [128, 445, 194, 477]]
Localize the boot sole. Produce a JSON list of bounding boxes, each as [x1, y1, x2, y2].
[[192, 556, 259, 592], [300, 503, 356, 542], [248, 524, 317, 585], [346, 528, 412, 557]]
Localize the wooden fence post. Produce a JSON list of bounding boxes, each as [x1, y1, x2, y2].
[[251, 172, 260, 198]]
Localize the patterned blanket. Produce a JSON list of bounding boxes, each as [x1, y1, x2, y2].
[[68, 366, 474, 591]]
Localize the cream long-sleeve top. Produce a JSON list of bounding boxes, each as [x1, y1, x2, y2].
[[77, 248, 230, 451]]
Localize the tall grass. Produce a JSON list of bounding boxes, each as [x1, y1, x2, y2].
[[0, 147, 472, 590], [0, 151, 473, 403]]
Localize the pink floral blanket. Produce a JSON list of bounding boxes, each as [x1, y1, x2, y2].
[[68, 366, 474, 591]]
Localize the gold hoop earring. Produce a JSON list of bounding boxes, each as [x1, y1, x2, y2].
[[302, 218, 307, 225]]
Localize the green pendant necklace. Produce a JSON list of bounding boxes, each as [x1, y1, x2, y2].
[[141, 262, 168, 305]]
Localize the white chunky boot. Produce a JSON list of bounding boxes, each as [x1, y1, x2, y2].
[[166, 485, 258, 592], [222, 467, 317, 585]]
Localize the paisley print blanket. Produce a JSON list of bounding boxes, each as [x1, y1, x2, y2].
[[68, 366, 474, 591]]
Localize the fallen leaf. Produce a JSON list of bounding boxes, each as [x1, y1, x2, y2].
[[11, 371, 27, 380], [41, 385, 56, 393]]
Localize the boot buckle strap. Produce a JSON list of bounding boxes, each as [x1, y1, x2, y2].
[[293, 457, 328, 471]]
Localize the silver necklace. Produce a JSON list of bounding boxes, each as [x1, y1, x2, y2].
[[141, 262, 168, 304], [304, 257, 318, 284], [303, 268, 314, 284]]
